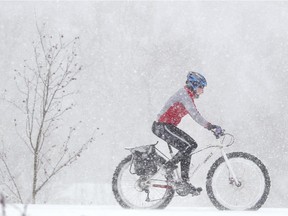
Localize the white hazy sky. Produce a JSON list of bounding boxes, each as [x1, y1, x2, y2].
[[0, 1, 287, 207]]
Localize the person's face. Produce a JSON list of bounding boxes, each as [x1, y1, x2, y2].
[[196, 86, 204, 96]]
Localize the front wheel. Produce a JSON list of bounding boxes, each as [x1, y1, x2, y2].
[[112, 155, 174, 209], [206, 152, 271, 210]]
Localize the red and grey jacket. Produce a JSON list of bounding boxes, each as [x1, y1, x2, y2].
[[157, 86, 210, 128]]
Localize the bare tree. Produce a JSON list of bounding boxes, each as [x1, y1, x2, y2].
[[1, 193, 6, 216], [0, 192, 28, 216], [0, 147, 23, 203], [1, 23, 93, 204]]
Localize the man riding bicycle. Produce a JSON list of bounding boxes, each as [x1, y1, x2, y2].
[[152, 71, 223, 195]]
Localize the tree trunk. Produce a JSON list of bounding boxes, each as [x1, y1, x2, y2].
[[32, 151, 38, 204]]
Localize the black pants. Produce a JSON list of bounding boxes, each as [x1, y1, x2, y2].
[[152, 121, 198, 181]]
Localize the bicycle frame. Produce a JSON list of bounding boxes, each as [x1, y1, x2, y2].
[[151, 133, 238, 184]]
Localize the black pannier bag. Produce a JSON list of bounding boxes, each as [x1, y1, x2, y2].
[[131, 145, 163, 176]]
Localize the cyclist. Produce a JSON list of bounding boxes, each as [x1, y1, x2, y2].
[[152, 71, 223, 195]]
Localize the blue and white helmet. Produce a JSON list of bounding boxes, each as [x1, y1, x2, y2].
[[186, 71, 207, 91]]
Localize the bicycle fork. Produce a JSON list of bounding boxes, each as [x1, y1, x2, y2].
[[221, 149, 241, 187]]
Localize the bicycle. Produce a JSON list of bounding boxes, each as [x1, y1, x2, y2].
[[112, 132, 271, 210]]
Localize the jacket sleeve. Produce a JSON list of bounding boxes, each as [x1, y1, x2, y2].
[[181, 93, 210, 128]]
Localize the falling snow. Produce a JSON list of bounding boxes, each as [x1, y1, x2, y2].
[[0, 1, 287, 212]]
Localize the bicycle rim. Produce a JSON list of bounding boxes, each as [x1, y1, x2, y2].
[[207, 152, 270, 210], [115, 157, 173, 208]]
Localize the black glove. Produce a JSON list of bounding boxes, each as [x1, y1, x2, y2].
[[206, 123, 217, 130], [207, 123, 224, 139]]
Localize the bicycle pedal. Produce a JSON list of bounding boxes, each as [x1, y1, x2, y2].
[[190, 187, 202, 196]]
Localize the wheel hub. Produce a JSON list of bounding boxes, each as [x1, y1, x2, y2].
[[134, 177, 149, 192], [229, 177, 243, 188]]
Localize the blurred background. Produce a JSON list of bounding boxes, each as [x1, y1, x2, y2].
[[0, 1, 287, 207]]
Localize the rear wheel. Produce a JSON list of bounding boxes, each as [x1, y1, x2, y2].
[[206, 152, 271, 210], [112, 155, 174, 209]]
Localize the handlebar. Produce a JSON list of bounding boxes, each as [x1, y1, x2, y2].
[[218, 133, 235, 147]]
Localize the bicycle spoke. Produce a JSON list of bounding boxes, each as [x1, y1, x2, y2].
[[207, 152, 270, 210], [114, 157, 173, 208]]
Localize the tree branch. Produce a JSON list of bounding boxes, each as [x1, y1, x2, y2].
[[0, 154, 23, 203]]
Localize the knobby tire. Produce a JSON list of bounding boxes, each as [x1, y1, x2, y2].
[[206, 152, 271, 210]]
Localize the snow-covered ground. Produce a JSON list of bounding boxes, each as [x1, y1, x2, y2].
[[5, 205, 288, 216]]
